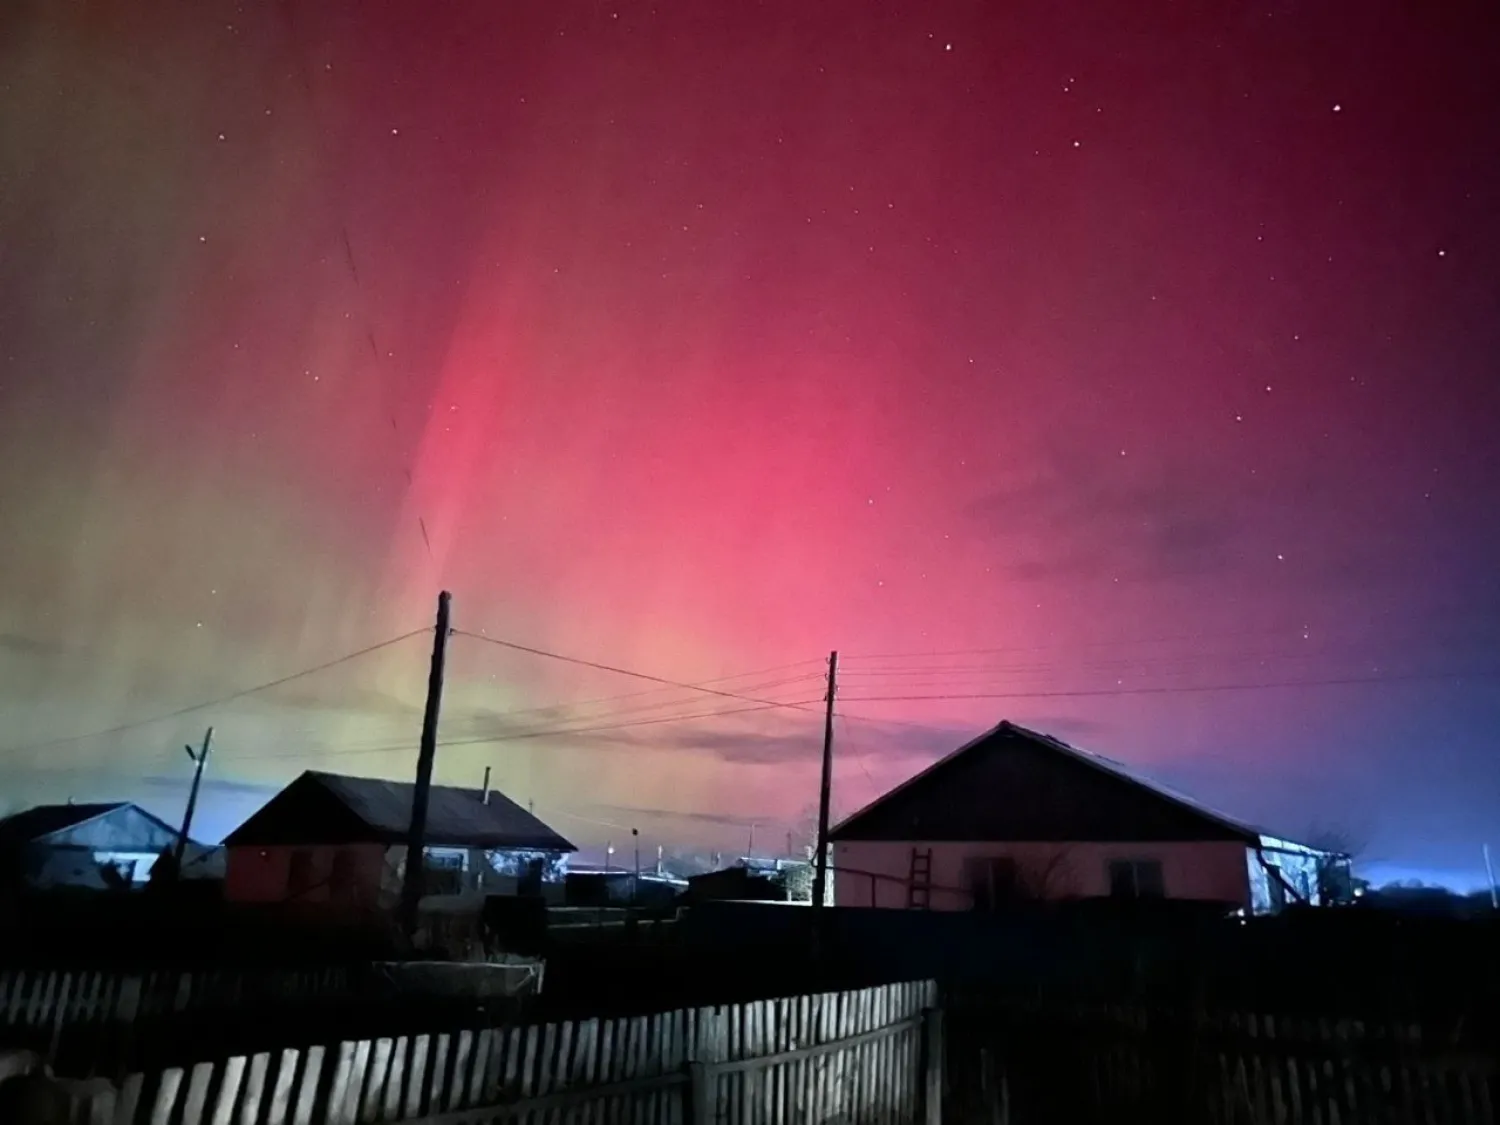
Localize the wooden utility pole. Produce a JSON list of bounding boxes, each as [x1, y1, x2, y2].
[[173, 727, 213, 869], [400, 590, 453, 942], [811, 650, 838, 911]]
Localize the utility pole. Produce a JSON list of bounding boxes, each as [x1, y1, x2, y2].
[[400, 590, 453, 943], [173, 727, 213, 870], [811, 650, 838, 912]]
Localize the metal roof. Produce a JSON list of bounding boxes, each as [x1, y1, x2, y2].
[[231, 771, 576, 852], [0, 802, 131, 845], [830, 720, 1278, 845]]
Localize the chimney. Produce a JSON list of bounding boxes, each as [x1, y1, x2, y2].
[[481, 766, 492, 805]]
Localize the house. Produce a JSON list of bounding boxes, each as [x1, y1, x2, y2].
[[0, 802, 200, 890], [223, 770, 576, 912], [828, 721, 1347, 915], [684, 864, 787, 903]]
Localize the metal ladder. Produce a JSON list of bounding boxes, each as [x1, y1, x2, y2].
[[907, 847, 933, 909]]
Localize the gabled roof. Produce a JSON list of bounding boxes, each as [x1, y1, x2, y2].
[[225, 770, 576, 852], [0, 802, 187, 848], [830, 720, 1265, 845]]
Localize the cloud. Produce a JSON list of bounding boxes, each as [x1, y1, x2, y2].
[[135, 774, 284, 800], [0, 633, 67, 658], [589, 803, 770, 830], [967, 446, 1251, 583]]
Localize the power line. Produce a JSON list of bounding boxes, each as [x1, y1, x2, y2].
[[0, 629, 429, 758], [450, 657, 827, 724], [451, 629, 826, 714], [435, 671, 826, 739], [216, 698, 823, 763], [837, 667, 1500, 704]]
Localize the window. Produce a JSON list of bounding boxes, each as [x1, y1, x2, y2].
[[329, 849, 359, 902], [287, 849, 316, 898], [1108, 858, 1165, 899], [422, 847, 468, 895], [965, 857, 1019, 911]]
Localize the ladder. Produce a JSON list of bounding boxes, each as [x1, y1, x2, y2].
[[907, 847, 933, 909]]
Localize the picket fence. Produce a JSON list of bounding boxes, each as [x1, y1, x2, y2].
[[947, 999, 1498, 1125], [0, 967, 355, 1032], [0, 961, 545, 1042], [68, 979, 936, 1125]]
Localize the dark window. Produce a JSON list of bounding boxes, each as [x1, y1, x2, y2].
[[287, 849, 315, 898], [1108, 859, 1165, 899], [329, 849, 359, 901], [965, 857, 1019, 911], [422, 848, 467, 895]]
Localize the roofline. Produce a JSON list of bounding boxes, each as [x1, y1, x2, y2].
[[30, 802, 188, 846], [829, 719, 1262, 844], [221, 770, 579, 852], [829, 721, 1006, 839]]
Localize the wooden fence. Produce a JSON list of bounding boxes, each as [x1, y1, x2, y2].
[[0, 962, 544, 1037], [62, 979, 936, 1125], [945, 999, 1497, 1125], [0, 967, 355, 1033]]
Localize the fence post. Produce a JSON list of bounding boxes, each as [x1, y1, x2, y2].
[[688, 1060, 713, 1125], [920, 1007, 944, 1125]]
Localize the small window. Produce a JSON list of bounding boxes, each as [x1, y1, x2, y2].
[[1108, 859, 1165, 899], [287, 849, 316, 898], [422, 847, 468, 895], [329, 849, 359, 901], [965, 857, 1019, 911]]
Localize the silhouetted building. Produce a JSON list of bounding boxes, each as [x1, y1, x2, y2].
[[0, 802, 201, 891], [222, 770, 575, 914], [830, 721, 1346, 915], [685, 865, 785, 903]]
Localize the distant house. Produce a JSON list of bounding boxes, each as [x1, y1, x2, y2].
[[685, 865, 787, 903], [223, 770, 575, 912], [829, 721, 1346, 915], [0, 802, 198, 890]]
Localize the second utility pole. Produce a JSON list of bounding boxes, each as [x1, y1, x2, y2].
[[173, 726, 213, 870], [400, 590, 452, 943], [811, 650, 838, 911]]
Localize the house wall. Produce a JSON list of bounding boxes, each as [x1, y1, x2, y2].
[[225, 843, 389, 906], [832, 839, 1252, 910], [228, 843, 571, 909]]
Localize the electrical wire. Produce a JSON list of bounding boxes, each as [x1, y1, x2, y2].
[[841, 618, 1500, 664], [452, 629, 829, 715], [0, 629, 430, 757], [448, 657, 827, 724], [215, 698, 823, 763], [837, 667, 1500, 704], [435, 671, 826, 739]]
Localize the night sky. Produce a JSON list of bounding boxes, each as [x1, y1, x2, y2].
[[2, 1, 1497, 888]]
